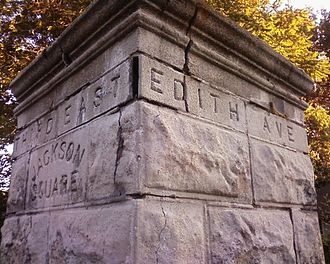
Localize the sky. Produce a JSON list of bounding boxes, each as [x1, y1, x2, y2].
[[288, 0, 328, 12]]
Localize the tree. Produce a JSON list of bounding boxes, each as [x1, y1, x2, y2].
[[306, 10, 330, 187], [206, 0, 330, 81], [0, 0, 93, 187], [206, 4, 330, 257]]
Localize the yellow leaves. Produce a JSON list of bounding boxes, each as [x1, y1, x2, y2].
[[305, 105, 330, 180], [207, 0, 330, 83], [306, 105, 330, 132], [206, 0, 330, 184], [8, 22, 17, 33]]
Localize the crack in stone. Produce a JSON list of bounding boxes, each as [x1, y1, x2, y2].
[[182, 4, 199, 112], [113, 110, 124, 190], [289, 209, 299, 264], [183, 39, 193, 75], [183, 75, 189, 112], [186, 3, 199, 36], [155, 199, 167, 264], [183, 3, 198, 75]]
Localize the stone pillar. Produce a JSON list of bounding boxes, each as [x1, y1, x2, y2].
[[1, 0, 325, 263]]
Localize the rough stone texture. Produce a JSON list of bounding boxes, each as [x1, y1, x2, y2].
[[208, 207, 296, 264], [138, 102, 252, 201], [0, 214, 49, 263], [6, 155, 28, 213], [1, 202, 135, 264], [292, 210, 325, 264], [25, 112, 120, 210], [1, 0, 325, 263], [136, 198, 206, 264], [138, 55, 186, 112], [186, 76, 246, 132], [48, 201, 135, 264], [247, 104, 309, 153], [251, 139, 317, 205]]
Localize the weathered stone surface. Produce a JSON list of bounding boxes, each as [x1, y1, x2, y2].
[[247, 104, 309, 153], [2, 0, 323, 263], [137, 28, 188, 70], [1, 216, 31, 263], [136, 198, 206, 264], [208, 207, 296, 263], [13, 109, 58, 159], [58, 59, 132, 135], [251, 139, 316, 205], [15, 29, 140, 125], [138, 55, 186, 112], [121, 101, 252, 201], [116, 104, 144, 194], [186, 76, 246, 132], [26, 112, 120, 209], [0, 214, 49, 263], [26, 126, 88, 209], [292, 210, 325, 264], [14, 59, 133, 159], [6, 155, 28, 213], [49, 201, 135, 264], [86, 113, 120, 200]]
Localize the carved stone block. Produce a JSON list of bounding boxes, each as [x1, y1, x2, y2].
[[251, 139, 316, 205], [292, 210, 325, 264], [208, 207, 296, 263], [1, 0, 324, 262]]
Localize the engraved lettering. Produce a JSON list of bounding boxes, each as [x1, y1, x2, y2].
[[151, 68, 163, 94], [73, 144, 85, 167], [263, 116, 270, 133], [59, 142, 66, 160], [60, 175, 68, 194], [31, 183, 37, 201], [229, 102, 239, 121], [70, 170, 79, 192], [34, 141, 85, 171], [76, 97, 86, 125], [29, 139, 86, 204], [46, 118, 53, 134], [174, 79, 184, 100], [210, 93, 220, 113], [276, 121, 282, 138], [93, 87, 102, 107], [38, 181, 44, 199], [51, 143, 58, 162], [45, 179, 52, 198], [66, 142, 74, 161], [52, 177, 58, 196], [287, 125, 294, 142], [111, 75, 120, 98], [64, 105, 71, 125]]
